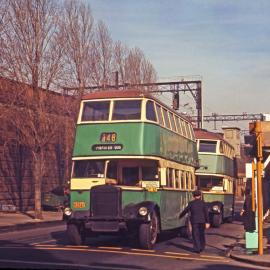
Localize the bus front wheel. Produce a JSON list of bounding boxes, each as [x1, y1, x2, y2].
[[67, 223, 84, 245], [139, 212, 158, 249]]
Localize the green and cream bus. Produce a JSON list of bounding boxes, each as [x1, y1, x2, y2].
[[63, 90, 199, 249], [195, 129, 236, 227]]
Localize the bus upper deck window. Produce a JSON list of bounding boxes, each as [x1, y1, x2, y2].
[[219, 141, 224, 154], [199, 140, 217, 153], [81, 101, 110, 121], [156, 104, 164, 126], [163, 109, 171, 129], [112, 100, 141, 120], [146, 100, 157, 122], [169, 112, 176, 132]]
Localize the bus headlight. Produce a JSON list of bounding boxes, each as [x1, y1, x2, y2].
[[212, 205, 220, 212], [138, 207, 148, 216], [64, 207, 72, 216]]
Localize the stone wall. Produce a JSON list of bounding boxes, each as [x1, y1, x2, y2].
[[0, 78, 76, 211]]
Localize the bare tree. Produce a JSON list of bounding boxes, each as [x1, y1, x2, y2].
[[112, 44, 157, 89], [124, 47, 157, 86], [1, 0, 64, 89], [1, 0, 66, 219], [0, 0, 158, 219], [92, 20, 114, 88], [0, 0, 9, 78], [61, 0, 94, 97], [113, 41, 129, 86]]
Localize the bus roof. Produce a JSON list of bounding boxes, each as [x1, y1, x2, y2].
[[194, 128, 234, 149], [82, 89, 191, 122], [194, 128, 224, 140], [82, 89, 150, 100]]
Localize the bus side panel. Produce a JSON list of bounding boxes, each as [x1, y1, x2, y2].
[[159, 190, 192, 230], [196, 154, 234, 176], [122, 190, 146, 206], [72, 123, 198, 167], [157, 128, 198, 167], [203, 193, 234, 218]]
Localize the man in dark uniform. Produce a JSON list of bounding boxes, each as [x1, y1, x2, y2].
[[179, 190, 210, 253], [240, 187, 256, 232]]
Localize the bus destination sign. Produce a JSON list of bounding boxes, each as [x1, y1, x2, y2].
[[92, 144, 123, 151]]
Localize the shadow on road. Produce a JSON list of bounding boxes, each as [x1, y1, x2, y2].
[[51, 227, 183, 249], [194, 264, 265, 270]]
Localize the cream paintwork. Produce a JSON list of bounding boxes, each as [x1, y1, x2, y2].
[[70, 178, 105, 190], [78, 97, 195, 142]]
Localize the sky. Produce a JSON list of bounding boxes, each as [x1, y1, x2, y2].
[[88, 0, 270, 132]]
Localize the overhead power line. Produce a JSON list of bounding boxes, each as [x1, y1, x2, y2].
[[190, 113, 264, 130]]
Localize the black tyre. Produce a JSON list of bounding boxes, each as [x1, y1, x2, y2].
[[179, 218, 192, 240], [139, 212, 158, 249], [226, 215, 233, 223], [67, 223, 84, 245], [212, 213, 222, 228]]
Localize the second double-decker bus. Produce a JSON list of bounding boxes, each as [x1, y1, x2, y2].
[[63, 90, 199, 249], [195, 129, 236, 227]]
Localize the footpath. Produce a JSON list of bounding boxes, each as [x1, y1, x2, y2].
[[228, 218, 270, 268], [0, 210, 64, 233], [0, 209, 270, 268]]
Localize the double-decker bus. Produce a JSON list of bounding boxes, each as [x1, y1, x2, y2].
[[63, 90, 199, 249], [195, 129, 236, 227]]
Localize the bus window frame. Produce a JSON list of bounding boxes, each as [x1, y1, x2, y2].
[[176, 117, 183, 136], [79, 100, 111, 123], [78, 98, 145, 124], [162, 108, 171, 129], [145, 99, 158, 123], [181, 171, 186, 190], [169, 112, 177, 132], [112, 99, 142, 121], [156, 104, 165, 126], [180, 120, 187, 137], [175, 170, 180, 189], [198, 140, 218, 153]]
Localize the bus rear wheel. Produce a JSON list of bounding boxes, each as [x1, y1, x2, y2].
[[226, 215, 233, 223], [139, 212, 158, 249], [67, 223, 84, 245], [179, 218, 192, 240], [212, 213, 222, 228]]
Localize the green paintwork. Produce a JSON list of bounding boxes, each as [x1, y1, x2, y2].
[[70, 190, 90, 211], [70, 188, 193, 230], [73, 123, 198, 167], [203, 193, 234, 218], [196, 153, 234, 176], [121, 189, 193, 230], [159, 190, 192, 229], [122, 190, 146, 205]]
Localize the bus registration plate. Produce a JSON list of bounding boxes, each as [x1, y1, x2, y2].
[[73, 201, 86, 208]]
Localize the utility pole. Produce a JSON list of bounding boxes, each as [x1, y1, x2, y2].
[[255, 121, 264, 255], [247, 121, 264, 255]]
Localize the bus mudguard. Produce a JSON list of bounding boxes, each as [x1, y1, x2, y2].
[[123, 201, 160, 222]]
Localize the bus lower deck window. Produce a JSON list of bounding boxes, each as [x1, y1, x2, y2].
[[73, 160, 105, 178]]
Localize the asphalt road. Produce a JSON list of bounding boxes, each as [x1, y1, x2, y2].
[[0, 212, 268, 270]]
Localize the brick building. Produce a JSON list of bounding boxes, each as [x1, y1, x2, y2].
[[0, 77, 76, 211]]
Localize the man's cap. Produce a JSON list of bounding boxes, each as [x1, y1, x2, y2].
[[192, 190, 201, 197]]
